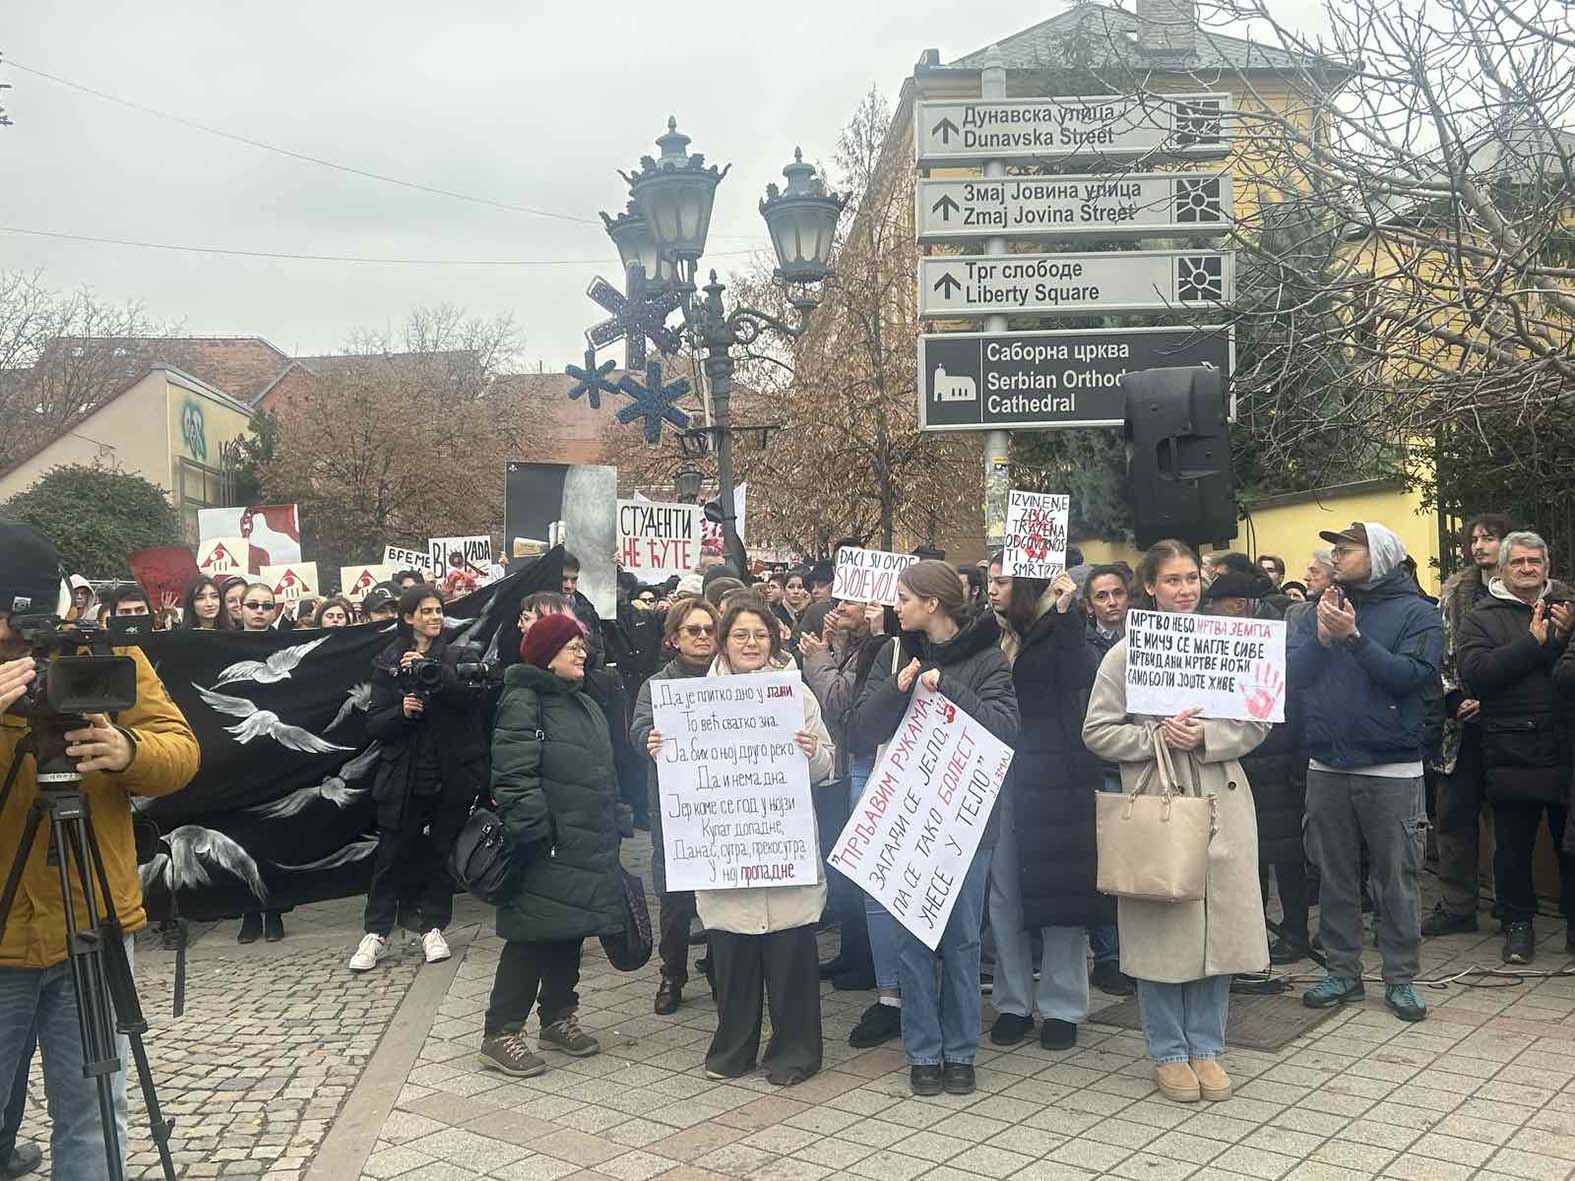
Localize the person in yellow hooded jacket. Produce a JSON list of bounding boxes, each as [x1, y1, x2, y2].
[[0, 520, 199, 1180]]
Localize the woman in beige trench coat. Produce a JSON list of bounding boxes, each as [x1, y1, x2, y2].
[[1083, 540, 1270, 1105]]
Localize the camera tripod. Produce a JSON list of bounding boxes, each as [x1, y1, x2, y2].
[[0, 717, 176, 1181]]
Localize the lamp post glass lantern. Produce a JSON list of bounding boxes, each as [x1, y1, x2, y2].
[[600, 201, 677, 287], [617, 118, 847, 572], [673, 461, 703, 503]]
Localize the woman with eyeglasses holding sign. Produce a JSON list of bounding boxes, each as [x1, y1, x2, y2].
[[1081, 539, 1269, 1105], [646, 601, 835, 1085], [629, 598, 722, 1015], [848, 560, 1019, 1098]]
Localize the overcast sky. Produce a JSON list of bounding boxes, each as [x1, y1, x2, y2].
[[2, 1, 1326, 371]]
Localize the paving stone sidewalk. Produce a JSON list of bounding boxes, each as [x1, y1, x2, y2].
[[353, 838, 1575, 1181], [16, 838, 1575, 1180]]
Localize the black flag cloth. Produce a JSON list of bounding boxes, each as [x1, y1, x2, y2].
[[136, 551, 562, 921]]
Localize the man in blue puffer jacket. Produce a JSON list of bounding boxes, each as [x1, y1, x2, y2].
[[1288, 522, 1443, 1024]]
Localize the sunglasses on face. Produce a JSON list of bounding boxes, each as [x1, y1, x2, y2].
[[681, 624, 715, 637], [243, 601, 275, 610]]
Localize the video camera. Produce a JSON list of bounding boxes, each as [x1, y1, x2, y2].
[[5, 615, 138, 723]]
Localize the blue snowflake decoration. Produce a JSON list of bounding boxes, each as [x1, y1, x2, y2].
[[564, 348, 618, 409], [616, 360, 692, 445], [584, 276, 683, 370]]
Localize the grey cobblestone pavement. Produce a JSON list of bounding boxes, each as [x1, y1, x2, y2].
[[15, 840, 1575, 1180]]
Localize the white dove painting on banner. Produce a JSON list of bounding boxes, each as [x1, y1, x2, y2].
[[136, 551, 566, 921]]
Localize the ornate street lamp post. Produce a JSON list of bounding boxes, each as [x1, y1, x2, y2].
[[615, 118, 846, 572]]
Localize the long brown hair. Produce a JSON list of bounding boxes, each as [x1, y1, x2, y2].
[[897, 558, 967, 624]]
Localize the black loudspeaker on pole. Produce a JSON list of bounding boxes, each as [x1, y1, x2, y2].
[[1121, 365, 1238, 550]]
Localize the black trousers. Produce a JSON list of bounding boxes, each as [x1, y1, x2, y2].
[[658, 889, 697, 984], [1492, 799, 1574, 925], [707, 926, 822, 1082], [485, 939, 583, 1036], [1262, 860, 1310, 942], [363, 789, 465, 937], [819, 779, 872, 975], [1436, 728, 1489, 917]]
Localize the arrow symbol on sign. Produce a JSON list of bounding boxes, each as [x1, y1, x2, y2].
[[933, 272, 963, 298], [932, 117, 960, 144], [931, 194, 960, 221]]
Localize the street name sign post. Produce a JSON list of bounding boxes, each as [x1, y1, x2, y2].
[[918, 325, 1233, 429], [916, 172, 1232, 242], [914, 93, 1233, 166], [919, 250, 1233, 318]]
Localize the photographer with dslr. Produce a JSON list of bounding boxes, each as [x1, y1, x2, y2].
[[0, 521, 199, 1179], [350, 585, 488, 972]]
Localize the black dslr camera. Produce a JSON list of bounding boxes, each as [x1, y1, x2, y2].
[[5, 615, 138, 722], [396, 656, 444, 700]]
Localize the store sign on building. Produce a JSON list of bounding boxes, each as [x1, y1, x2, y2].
[[919, 250, 1233, 318], [918, 326, 1232, 429], [914, 93, 1233, 165], [916, 172, 1232, 243]]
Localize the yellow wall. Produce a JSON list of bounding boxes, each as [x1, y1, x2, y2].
[[1070, 481, 1440, 594], [165, 378, 252, 486], [0, 371, 172, 502], [1237, 482, 1439, 594]]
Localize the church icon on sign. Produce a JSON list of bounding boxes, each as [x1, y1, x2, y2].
[[933, 365, 978, 402]]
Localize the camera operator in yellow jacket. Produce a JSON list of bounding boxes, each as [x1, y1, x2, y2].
[[0, 519, 199, 1179]]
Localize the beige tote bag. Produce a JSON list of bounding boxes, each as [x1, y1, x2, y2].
[[1095, 727, 1216, 903]]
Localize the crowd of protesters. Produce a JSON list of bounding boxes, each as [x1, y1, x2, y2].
[[25, 510, 1571, 1146]]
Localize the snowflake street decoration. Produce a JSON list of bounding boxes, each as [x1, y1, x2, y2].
[[565, 348, 618, 409], [584, 275, 683, 370], [616, 360, 692, 445]]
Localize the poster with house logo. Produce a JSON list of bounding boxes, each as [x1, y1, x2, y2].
[[260, 562, 319, 603], [340, 564, 396, 604], [197, 537, 249, 577]]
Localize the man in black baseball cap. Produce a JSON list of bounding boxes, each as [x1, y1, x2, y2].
[[0, 519, 200, 1176], [0, 521, 65, 620]]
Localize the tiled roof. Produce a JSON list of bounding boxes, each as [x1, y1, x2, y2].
[[31, 336, 292, 406], [948, 5, 1330, 74]]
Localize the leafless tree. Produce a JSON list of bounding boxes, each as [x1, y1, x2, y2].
[[0, 270, 174, 468], [1188, 0, 1575, 487]]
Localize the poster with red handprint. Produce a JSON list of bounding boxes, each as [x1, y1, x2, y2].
[[1002, 489, 1069, 579], [1125, 609, 1287, 723]]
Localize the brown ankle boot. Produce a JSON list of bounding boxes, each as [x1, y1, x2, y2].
[[1154, 1061, 1201, 1103], [1190, 1058, 1231, 1101]]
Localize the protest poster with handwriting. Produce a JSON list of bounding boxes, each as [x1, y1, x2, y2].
[[827, 685, 1013, 950], [832, 546, 918, 606], [1002, 490, 1069, 579], [651, 671, 817, 891], [1125, 609, 1287, 722]]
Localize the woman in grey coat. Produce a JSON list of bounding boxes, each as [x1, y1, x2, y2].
[[1083, 540, 1269, 1106]]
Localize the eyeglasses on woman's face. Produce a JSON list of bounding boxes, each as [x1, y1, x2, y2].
[[729, 628, 773, 645], [681, 624, 715, 638]]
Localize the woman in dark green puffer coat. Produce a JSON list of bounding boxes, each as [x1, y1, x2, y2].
[[479, 613, 629, 1080]]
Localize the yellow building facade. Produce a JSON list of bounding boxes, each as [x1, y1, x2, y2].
[[0, 366, 254, 539]]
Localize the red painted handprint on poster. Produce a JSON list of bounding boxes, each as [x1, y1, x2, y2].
[[1239, 659, 1284, 721]]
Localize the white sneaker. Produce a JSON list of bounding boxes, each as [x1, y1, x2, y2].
[[422, 928, 451, 964], [349, 933, 387, 972]]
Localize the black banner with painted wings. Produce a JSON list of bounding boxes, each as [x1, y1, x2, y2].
[[135, 552, 560, 921]]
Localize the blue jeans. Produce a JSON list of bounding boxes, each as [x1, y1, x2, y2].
[[851, 756, 901, 991], [895, 849, 992, 1066], [1136, 974, 1231, 1064], [1089, 769, 1122, 965], [0, 1024, 34, 1159], [0, 939, 132, 1180]]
